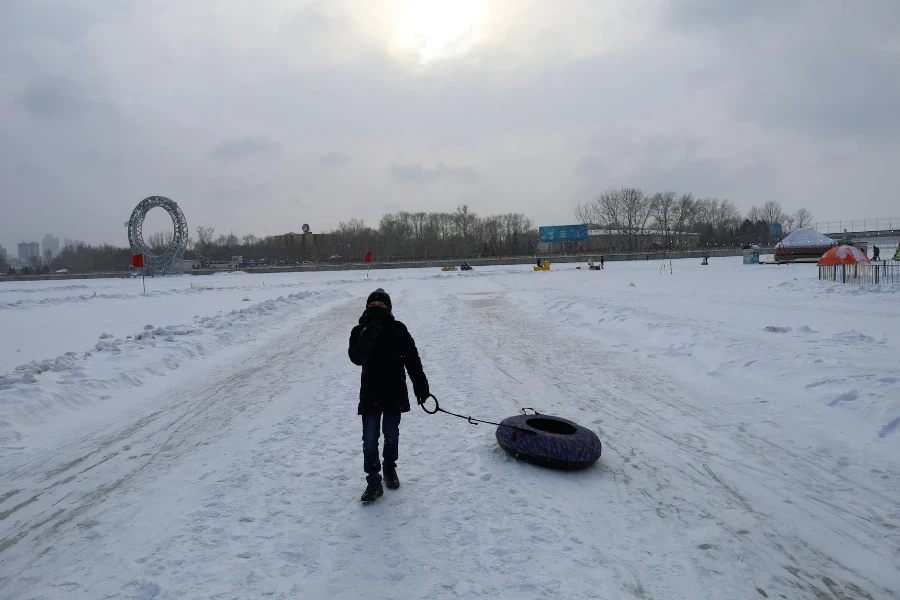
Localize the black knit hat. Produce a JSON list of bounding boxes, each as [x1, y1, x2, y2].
[[366, 288, 392, 311]]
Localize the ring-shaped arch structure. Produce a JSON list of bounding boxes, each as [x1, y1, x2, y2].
[[127, 196, 188, 275]]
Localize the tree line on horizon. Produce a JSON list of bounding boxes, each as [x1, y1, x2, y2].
[[4, 193, 813, 274], [575, 189, 812, 251]]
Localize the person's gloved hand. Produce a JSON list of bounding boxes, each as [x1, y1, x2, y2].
[[363, 305, 390, 324]]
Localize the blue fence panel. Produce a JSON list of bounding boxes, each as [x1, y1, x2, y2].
[[539, 224, 588, 243]]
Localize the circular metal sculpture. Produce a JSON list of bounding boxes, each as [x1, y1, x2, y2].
[[127, 196, 188, 275], [496, 414, 602, 470]]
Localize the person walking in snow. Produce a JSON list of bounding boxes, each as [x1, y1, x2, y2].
[[599, 255, 605, 269], [348, 288, 430, 503], [872, 245, 880, 261]]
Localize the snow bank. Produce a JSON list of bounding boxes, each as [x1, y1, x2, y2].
[[0, 289, 347, 449]]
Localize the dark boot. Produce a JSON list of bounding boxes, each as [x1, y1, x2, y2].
[[384, 466, 400, 490], [361, 483, 384, 503]]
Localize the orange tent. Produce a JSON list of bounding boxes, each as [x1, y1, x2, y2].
[[816, 245, 870, 266]]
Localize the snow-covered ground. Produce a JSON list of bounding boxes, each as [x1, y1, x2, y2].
[[1, 258, 898, 600]]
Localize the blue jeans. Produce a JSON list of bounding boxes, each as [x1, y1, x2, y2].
[[362, 413, 401, 486]]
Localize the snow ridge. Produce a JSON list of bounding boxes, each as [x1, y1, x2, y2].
[[0, 289, 347, 450]]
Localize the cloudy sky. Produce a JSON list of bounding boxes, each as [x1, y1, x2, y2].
[[2, 0, 899, 249]]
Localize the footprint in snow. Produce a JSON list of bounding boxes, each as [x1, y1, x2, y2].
[[878, 417, 899, 439], [763, 326, 791, 333], [121, 580, 161, 599], [828, 390, 860, 406]]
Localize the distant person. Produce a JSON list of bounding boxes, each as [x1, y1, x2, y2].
[[599, 256, 605, 269], [348, 288, 430, 503], [872, 245, 880, 261]]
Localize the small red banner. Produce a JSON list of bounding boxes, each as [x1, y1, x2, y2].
[[132, 254, 144, 268], [364, 251, 372, 264]]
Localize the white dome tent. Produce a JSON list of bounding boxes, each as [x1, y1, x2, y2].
[[774, 228, 837, 263]]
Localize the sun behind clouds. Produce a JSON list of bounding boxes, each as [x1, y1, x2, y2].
[[387, 0, 489, 64]]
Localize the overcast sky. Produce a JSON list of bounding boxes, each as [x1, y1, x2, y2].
[[2, 0, 899, 249]]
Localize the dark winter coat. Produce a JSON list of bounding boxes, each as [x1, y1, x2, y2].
[[348, 312, 429, 415]]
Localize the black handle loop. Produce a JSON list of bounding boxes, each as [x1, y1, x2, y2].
[[420, 394, 439, 414], [420, 394, 537, 435]]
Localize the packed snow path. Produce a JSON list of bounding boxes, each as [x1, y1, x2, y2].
[[1, 262, 898, 599]]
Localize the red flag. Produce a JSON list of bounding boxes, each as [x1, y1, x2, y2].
[[132, 254, 144, 268], [498, 254, 503, 262], [364, 251, 372, 263], [579, 244, 584, 253]]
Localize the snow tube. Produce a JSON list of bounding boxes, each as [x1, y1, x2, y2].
[[495, 414, 601, 470]]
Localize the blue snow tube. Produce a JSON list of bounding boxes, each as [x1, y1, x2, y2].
[[495, 414, 601, 470]]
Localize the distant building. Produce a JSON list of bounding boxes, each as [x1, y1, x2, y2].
[[18, 242, 41, 262], [0, 245, 7, 262], [42, 234, 60, 259]]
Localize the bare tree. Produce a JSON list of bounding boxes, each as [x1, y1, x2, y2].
[[746, 206, 762, 223], [194, 226, 216, 258], [216, 233, 239, 247], [783, 214, 796, 234], [597, 190, 624, 231], [693, 198, 717, 228], [649, 191, 677, 247], [793, 208, 813, 229], [671, 194, 695, 247], [761, 201, 786, 227], [574, 201, 597, 226], [147, 231, 174, 253], [454, 205, 478, 257], [618, 188, 653, 250], [714, 200, 740, 231]]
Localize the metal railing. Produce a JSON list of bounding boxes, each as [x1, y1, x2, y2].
[[813, 218, 900, 235], [818, 261, 900, 285]]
